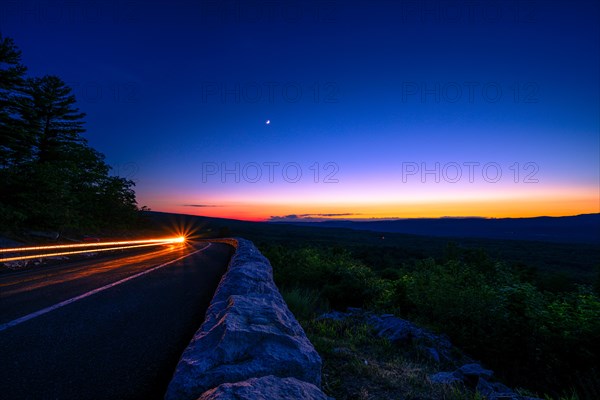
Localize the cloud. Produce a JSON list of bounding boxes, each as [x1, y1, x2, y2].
[[268, 213, 360, 222], [312, 213, 356, 217], [273, 214, 300, 220], [182, 204, 220, 208]]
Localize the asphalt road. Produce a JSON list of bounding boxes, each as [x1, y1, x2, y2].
[[0, 241, 233, 400]]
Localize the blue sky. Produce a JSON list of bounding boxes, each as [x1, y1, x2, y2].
[[2, 0, 598, 219]]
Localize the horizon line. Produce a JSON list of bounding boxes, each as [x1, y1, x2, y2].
[[146, 210, 600, 223]]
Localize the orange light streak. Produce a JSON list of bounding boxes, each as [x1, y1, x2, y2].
[[0, 237, 185, 254], [0, 241, 180, 263]]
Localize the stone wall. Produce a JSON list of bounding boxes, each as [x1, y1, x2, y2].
[[165, 238, 329, 400]]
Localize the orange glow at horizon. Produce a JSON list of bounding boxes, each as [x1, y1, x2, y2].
[[158, 185, 600, 222]]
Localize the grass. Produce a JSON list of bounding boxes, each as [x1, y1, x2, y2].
[[303, 317, 482, 400], [301, 316, 586, 400], [281, 287, 326, 320]]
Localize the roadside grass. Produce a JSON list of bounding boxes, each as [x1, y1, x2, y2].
[[281, 287, 327, 320], [302, 317, 481, 400], [294, 312, 585, 400]]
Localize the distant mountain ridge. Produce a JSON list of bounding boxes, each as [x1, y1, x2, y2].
[[271, 214, 600, 244]]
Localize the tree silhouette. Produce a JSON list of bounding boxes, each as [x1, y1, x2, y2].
[[0, 36, 139, 232], [0, 34, 27, 167], [18, 75, 86, 164]]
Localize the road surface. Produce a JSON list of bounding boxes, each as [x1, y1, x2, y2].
[[0, 241, 233, 400]]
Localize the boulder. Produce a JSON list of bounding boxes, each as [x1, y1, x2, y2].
[[368, 315, 415, 343], [365, 313, 454, 363], [459, 363, 493, 379], [423, 346, 440, 363], [197, 375, 331, 400], [430, 371, 462, 385], [315, 310, 347, 322]]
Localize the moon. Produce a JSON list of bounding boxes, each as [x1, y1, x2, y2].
[[265, 119, 271, 125]]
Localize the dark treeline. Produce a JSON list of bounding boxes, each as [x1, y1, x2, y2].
[[0, 35, 139, 233]]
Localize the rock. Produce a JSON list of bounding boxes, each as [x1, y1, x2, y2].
[[457, 363, 493, 389], [477, 378, 516, 399], [431, 333, 453, 351], [459, 363, 493, 379], [368, 315, 415, 343], [423, 346, 440, 363], [316, 310, 347, 321], [476, 378, 496, 397], [365, 313, 455, 364], [490, 381, 513, 394], [197, 375, 331, 400], [317, 309, 457, 365], [430, 371, 462, 385], [167, 295, 321, 400], [165, 239, 322, 400], [210, 261, 277, 303]]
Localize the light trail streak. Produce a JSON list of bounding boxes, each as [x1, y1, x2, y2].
[[0, 241, 184, 263], [0, 236, 185, 254], [0, 236, 186, 263]]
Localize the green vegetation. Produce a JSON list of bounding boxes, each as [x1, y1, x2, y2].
[[262, 243, 600, 399], [0, 35, 139, 233], [146, 211, 600, 287], [304, 316, 482, 400]]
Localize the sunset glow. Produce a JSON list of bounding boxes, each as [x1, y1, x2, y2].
[[155, 184, 599, 222]]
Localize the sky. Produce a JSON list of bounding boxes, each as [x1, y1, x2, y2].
[[1, 0, 598, 221]]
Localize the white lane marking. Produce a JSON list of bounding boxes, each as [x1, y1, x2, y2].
[[0, 243, 212, 332]]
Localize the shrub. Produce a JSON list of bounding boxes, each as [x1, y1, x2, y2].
[[281, 287, 327, 320], [261, 243, 600, 399]]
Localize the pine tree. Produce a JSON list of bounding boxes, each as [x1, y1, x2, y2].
[[0, 34, 27, 167], [18, 75, 86, 163]]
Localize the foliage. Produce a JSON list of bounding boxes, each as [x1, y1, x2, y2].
[[265, 245, 392, 311], [0, 35, 27, 167], [0, 35, 139, 232], [262, 242, 600, 399], [281, 287, 326, 320]]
